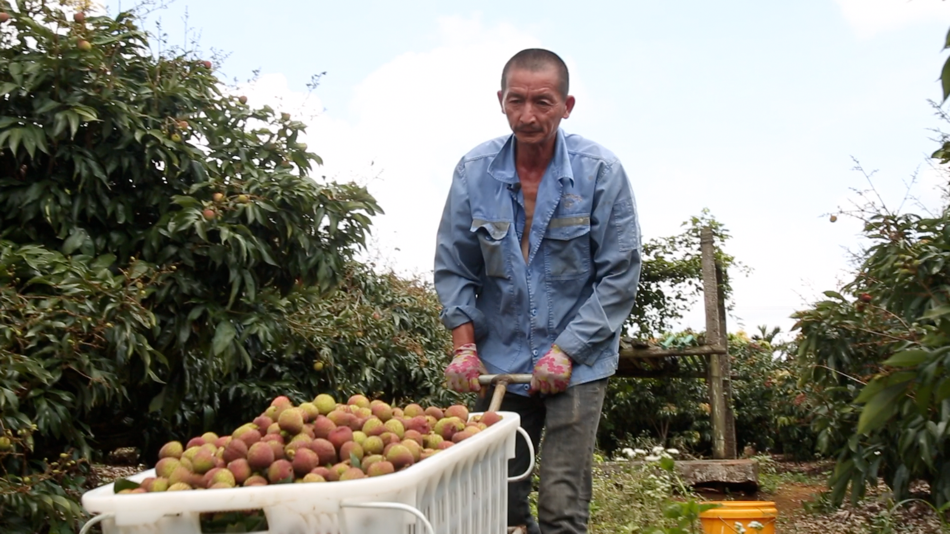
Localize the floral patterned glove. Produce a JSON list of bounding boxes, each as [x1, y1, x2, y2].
[[530, 344, 573, 395], [444, 343, 486, 393]]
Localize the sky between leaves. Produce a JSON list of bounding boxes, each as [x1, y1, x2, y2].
[[98, 0, 950, 337]]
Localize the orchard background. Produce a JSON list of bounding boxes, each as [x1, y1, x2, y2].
[[0, 1, 948, 532]]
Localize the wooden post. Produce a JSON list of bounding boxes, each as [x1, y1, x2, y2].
[[716, 261, 738, 459], [701, 227, 727, 460]]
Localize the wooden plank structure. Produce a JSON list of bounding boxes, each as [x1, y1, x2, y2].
[[615, 226, 738, 460]]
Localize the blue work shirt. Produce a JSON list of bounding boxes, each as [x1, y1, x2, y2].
[[434, 129, 642, 396]]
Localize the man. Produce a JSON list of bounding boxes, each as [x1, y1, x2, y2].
[[433, 48, 642, 534]]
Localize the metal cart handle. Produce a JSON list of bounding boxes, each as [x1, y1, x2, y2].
[[79, 512, 114, 534], [340, 501, 435, 534], [508, 427, 535, 483]]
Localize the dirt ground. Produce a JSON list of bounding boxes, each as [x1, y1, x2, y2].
[[761, 459, 945, 534]]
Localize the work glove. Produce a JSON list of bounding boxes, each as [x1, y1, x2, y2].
[[444, 343, 486, 393], [530, 344, 573, 395]]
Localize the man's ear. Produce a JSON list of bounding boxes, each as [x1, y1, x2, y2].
[[497, 90, 505, 113], [563, 95, 576, 119]]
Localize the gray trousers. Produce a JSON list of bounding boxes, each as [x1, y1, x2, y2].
[[475, 378, 608, 534]]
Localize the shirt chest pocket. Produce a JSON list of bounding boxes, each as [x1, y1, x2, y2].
[[543, 216, 591, 280], [471, 220, 511, 279]]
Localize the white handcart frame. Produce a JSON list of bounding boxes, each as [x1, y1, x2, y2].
[[81, 412, 533, 534]]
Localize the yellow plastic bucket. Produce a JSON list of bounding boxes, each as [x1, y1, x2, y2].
[[698, 501, 777, 534]]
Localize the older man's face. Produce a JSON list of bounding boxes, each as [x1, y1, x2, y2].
[[498, 66, 575, 148]]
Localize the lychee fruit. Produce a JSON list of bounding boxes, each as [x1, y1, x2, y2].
[[237, 428, 262, 447], [383, 419, 405, 439], [227, 459, 251, 485], [480, 412, 503, 427], [292, 447, 319, 477], [267, 459, 294, 484], [367, 461, 395, 477], [312, 416, 336, 439], [444, 405, 469, 421], [340, 441, 364, 463], [310, 438, 338, 465], [278, 408, 304, 435], [452, 429, 477, 443], [403, 404, 425, 418], [385, 444, 414, 470], [158, 441, 183, 459], [155, 458, 181, 479], [371, 403, 393, 421], [310, 466, 332, 480], [339, 467, 365, 481], [246, 442, 275, 472], [362, 435, 385, 456], [328, 426, 354, 452], [222, 438, 247, 464], [313, 393, 336, 415], [244, 475, 268, 487]]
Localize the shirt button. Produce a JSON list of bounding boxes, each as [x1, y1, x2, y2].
[[530, 308, 537, 316], [523, 384, 530, 391], [532, 349, 539, 356]]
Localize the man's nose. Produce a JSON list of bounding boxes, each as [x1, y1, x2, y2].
[[520, 104, 537, 123]]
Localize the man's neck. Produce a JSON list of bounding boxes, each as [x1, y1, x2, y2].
[[514, 136, 557, 182]]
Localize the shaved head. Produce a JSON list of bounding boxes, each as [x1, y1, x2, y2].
[[501, 48, 569, 99]]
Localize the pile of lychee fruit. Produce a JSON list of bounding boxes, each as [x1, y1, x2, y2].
[[118, 394, 502, 493]]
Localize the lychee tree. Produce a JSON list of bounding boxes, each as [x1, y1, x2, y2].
[[0, 1, 390, 530], [793, 28, 950, 506]]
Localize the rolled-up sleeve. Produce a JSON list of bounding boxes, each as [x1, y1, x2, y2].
[[554, 160, 642, 365], [434, 161, 487, 338]]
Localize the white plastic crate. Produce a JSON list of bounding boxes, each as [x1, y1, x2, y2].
[[81, 412, 532, 534]]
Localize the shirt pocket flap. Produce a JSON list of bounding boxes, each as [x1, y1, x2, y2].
[[471, 219, 511, 241], [545, 216, 591, 241]]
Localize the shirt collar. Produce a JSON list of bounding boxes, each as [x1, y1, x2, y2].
[[488, 129, 575, 188]]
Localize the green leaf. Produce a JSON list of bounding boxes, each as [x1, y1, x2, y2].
[[942, 55, 950, 103], [212, 320, 236, 356], [62, 230, 87, 255], [66, 111, 80, 139], [922, 306, 950, 320], [113, 478, 140, 492], [129, 261, 149, 279], [7, 127, 22, 156], [857, 382, 910, 434], [91, 254, 117, 271], [823, 290, 844, 300], [855, 378, 886, 404], [0, 82, 19, 97], [663, 503, 683, 519], [883, 349, 929, 368], [659, 456, 675, 472]]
